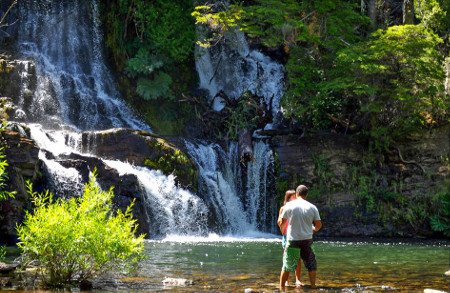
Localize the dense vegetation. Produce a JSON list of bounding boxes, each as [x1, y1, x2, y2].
[[101, 0, 198, 134], [194, 0, 449, 145], [17, 173, 144, 288]]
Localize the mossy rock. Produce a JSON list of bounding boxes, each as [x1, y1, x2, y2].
[[80, 128, 197, 191], [144, 137, 197, 192]]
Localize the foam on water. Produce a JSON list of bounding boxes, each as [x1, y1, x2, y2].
[[156, 232, 281, 243]]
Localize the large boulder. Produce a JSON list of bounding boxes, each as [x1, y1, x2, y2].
[[0, 124, 40, 244], [80, 128, 197, 190]]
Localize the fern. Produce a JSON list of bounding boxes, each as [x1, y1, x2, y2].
[[125, 49, 164, 77], [136, 72, 172, 100], [430, 185, 450, 236]]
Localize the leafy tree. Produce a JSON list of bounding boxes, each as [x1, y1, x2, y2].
[[17, 173, 145, 288], [328, 24, 447, 147]]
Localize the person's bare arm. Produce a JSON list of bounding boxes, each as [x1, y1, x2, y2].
[[313, 220, 322, 233], [278, 217, 287, 234]]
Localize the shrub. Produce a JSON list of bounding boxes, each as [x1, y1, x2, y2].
[[16, 173, 145, 288], [430, 182, 450, 237], [0, 147, 16, 201]]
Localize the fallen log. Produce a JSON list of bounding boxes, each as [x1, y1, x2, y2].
[[238, 129, 253, 165]]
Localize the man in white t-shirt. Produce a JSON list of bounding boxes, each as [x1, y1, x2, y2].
[[278, 185, 322, 291]]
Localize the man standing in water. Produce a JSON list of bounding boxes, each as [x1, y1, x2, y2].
[[278, 185, 322, 291]]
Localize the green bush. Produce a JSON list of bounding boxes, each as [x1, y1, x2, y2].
[[16, 173, 145, 288], [0, 147, 16, 201], [430, 182, 450, 236]]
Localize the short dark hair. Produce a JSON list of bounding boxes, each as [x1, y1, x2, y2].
[[296, 185, 308, 196]]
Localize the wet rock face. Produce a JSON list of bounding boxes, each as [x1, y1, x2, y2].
[[0, 125, 40, 244], [80, 129, 198, 189], [54, 152, 150, 236], [273, 125, 450, 237]]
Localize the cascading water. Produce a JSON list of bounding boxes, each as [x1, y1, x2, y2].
[[195, 29, 284, 116], [186, 140, 276, 234], [103, 160, 209, 237], [9, 0, 281, 237], [27, 124, 210, 237], [193, 10, 284, 234], [12, 0, 211, 237], [16, 0, 149, 131]]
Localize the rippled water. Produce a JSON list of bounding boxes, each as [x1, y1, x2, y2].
[[123, 236, 449, 292], [3, 237, 449, 292]]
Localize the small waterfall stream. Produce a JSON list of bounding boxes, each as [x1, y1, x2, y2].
[[186, 141, 276, 234], [9, 0, 281, 237]]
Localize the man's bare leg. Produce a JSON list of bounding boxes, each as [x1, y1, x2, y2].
[[308, 270, 317, 288], [295, 261, 302, 286], [279, 270, 290, 291]]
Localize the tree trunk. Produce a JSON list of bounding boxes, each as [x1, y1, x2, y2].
[[445, 57, 450, 96], [403, 0, 415, 24], [368, 0, 377, 29]]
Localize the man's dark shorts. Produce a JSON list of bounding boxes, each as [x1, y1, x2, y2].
[[282, 239, 317, 272]]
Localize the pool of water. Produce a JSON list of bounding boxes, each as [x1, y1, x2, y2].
[[122, 236, 449, 292], [2, 236, 449, 292]]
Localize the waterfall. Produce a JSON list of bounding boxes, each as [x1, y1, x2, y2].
[[186, 140, 276, 234], [103, 160, 209, 237], [27, 124, 209, 237], [16, 0, 149, 131], [195, 30, 284, 115], [9, 0, 280, 237]]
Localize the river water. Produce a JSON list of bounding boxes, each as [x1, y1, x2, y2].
[[1, 237, 448, 292], [97, 237, 448, 292]]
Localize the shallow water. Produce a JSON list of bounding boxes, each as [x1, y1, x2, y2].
[[128, 236, 449, 292], [2, 237, 449, 292]]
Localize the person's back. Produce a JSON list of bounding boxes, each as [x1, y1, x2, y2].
[[284, 198, 319, 241]]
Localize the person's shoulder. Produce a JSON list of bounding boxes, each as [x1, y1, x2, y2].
[[304, 199, 318, 209], [284, 200, 296, 209]]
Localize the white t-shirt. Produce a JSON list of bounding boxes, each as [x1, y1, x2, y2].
[[280, 198, 321, 241]]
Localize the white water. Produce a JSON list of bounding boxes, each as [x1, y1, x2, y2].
[[185, 140, 276, 234], [27, 124, 209, 237], [16, 0, 149, 131], [103, 160, 209, 237], [195, 30, 284, 115], [158, 232, 280, 243], [12, 0, 279, 238]]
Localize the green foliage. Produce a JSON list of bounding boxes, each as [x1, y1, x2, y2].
[[223, 92, 259, 140], [101, 0, 195, 105], [312, 154, 334, 192], [0, 147, 15, 201], [136, 72, 173, 101], [430, 182, 450, 236], [415, 0, 450, 37], [326, 24, 448, 144], [16, 173, 145, 288], [144, 139, 197, 188], [125, 49, 164, 77], [192, 3, 244, 47], [0, 245, 5, 261]]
